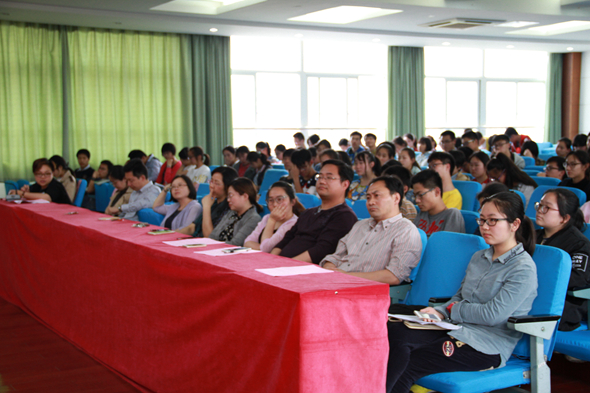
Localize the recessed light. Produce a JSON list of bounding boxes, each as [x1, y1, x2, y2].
[[372, 38, 381, 42], [567, 47, 574, 51], [506, 20, 590, 36], [442, 42, 451, 46], [210, 28, 218, 32], [294, 33, 303, 38], [151, 0, 267, 15], [506, 45, 515, 49], [288, 6, 402, 24]]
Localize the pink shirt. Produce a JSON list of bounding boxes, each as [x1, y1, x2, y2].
[[244, 214, 298, 253]]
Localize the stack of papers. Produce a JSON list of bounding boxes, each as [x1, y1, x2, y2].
[[255, 265, 334, 277]]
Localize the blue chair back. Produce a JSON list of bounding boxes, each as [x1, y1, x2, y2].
[[523, 169, 542, 176], [538, 153, 554, 162], [408, 228, 428, 282], [525, 185, 587, 219], [530, 176, 560, 187], [197, 183, 210, 197], [209, 165, 219, 172], [345, 199, 353, 207], [95, 182, 115, 213], [512, 189, 526, 207], [295, 193, 321, 209], [537, 142, 553, 149], [259, 169, 289, 194], [521, 156, 535, 167], [452, 180, 482, 211], [17, 179, 30, 188], [272, 164, 285, 170], [4, 180, 19, 192], [351, 199, 370, 220], [73, 179, 87, 207], [137, 208, 165, 226], [404, 232, 489, 306], [526, 165, 546, 172], [460, 210, 480, 235]]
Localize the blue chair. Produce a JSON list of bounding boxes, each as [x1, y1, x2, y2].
[[73, 179, 87, 207], [295, 193, 321, 209], [512, 189, 527, 208], [460, 210, 479, 235], [525, 186, 587, 219], [95, 182, 115, 213], [137, 208, 165, 226], [165, 191, 172, 202], [351, 199, 370, 220], [209, 165, 219, 172], [4, 180, 19, 192], [402, 232, 489, 306], [526, 165, 546, 172], [259, 169, 288, 194], [530, 176, 560, 187], [554, 293, 590, 361], [417, 245, 571, 393], [452, 180, 482, 211], [345, 199, 353, 207], [538, 153, 554, 162], [537, 142, 553, 149], [390, 228, 428, 304], [523, 169, 542, 176], [522, 156, 535, 167], [197, 183, 209, 197], [272, 164, 285, 170], [17, 179, 30, 188]]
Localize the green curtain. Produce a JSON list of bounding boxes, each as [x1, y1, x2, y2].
[[66, 27, 193, 169], [190, 35, 232, 166], [545, 53, 563, 143], [0, 22, 63, 181], [387, 46, 425, 141]]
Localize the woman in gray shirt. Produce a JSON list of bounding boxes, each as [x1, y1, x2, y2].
[[153, 175, 202, 231], [386, 192, 538, 393], [210, 178, 262, 246]]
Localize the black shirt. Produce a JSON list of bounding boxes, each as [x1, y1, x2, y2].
[[558, 177, 590, 204], [75, 167, 94, 182], [30, 178, 72, 205], [536, 226, 590, 331]]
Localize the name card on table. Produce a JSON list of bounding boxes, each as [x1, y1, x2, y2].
[[256, 265, 334, 277]]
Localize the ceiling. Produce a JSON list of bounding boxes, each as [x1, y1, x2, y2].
[[1, 0, 590, 52]]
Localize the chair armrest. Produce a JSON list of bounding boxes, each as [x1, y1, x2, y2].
[[507, 315, 561, 340], [390, 283, 411, 304], [428, 297, 452, 307], [567, 287, 590, 300]]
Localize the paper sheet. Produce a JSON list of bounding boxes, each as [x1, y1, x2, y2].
[[12, 198, 50, 204], [194, 248, 262, 257], [388, 314, 462, 330], [163, 238, 225, 247], [255, 265, 334, 277]]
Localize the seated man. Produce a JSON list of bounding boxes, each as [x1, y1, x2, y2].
[[74, 149, 94, 181], [321, 176, 422, 285], [439, 130, 456, 153], [412, 169, 465, 237], [492, 134, 526, 169], [347, 131, 365, 164], [461, 130, 480, 154], [291, 149, 318, 195], [128, 149, 162, 182], [271, 160, 358, 264], [118, 159, 161, 221], [427, 152, 462, 210], [536, 156, 566, 180]]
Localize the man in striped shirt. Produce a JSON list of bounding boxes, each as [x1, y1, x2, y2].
[[320, 176, 422, 285]]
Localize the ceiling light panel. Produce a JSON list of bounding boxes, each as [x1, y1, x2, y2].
[[288, 6, 402, 25], [151, 0, 266, 15], [506, 20, 590, 36]]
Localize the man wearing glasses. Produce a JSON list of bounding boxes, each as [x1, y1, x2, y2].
[[411, 170, 465, 238], [271, 160, 357, 264], [536, 156, 566, 181], [461, 130, 481, 153], [492, 134, 526, 169], [439, 130, 457, 153]]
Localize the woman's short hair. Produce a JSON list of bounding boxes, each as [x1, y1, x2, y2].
[[469, 151, 490, 167], [354, 151, 381, 176], [169, 175, 197, 202], [229, 178, 263, 213], [542, 188, 586, 232], [223, 145, 236, 155], [520, 141, 539, 159], [109, 165, 125, 181], [32, 158, 54, 173], [418, 137, 433, 152], [161, 143, 176, 156], [211, 166, 239, 194]]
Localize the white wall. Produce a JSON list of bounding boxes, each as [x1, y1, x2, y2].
[[580, 51, 590, 135]]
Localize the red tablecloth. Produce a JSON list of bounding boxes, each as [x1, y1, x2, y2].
[[0, 202, 390, 393]]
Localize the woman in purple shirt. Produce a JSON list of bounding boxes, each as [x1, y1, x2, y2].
[[244, 182, 305, 253]]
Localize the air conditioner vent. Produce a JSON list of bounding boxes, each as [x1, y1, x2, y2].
[[421, 18, 506, 30]]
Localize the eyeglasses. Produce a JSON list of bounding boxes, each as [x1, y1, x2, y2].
[[493, 142, 508, 149], [429, 162, 442, 170], [534, 202, 560, 214], [545, 166, 560, 172], [564, 161, 581, 168], [476, 218, 510, 227], [463, 139, 476, 145], [489, 170, 506, 182], [414, 188, 434, 200], [440, 139, 454, 144], [315, 173, 340, 182], [170, 184, 187, 190], [210, 180, 223, 186], [34, 172, 52, 178], [267, 196, 287, 205]]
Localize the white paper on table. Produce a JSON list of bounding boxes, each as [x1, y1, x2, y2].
[[163, 238, 225, 247], [11, 198, 50, 204], [388, 314, 462, 330], [194, 248, 263, 257], [255, 265, 334, 277]]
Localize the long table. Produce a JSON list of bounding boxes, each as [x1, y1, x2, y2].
[[0, 201, 389, 393]]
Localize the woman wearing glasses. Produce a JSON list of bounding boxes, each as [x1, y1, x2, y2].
[[9, 158, 71, 204], [152, 175, 201, 230], [244, 182, 305, 253], [386, 192, 537, 393], [535, 188, 590, 332], [559, 150, 590, 203]]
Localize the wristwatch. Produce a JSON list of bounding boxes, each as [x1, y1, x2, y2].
[[118, 206, 122, 212]]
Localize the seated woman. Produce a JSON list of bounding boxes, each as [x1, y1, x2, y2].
[[416, 137, 434, 168], [486, 153, 537, 205], [104, 165, 133, 215], [244, 181, 304, 252], [375, 142, 396, 167], [349, 151, 381, 201], [49, 155, 77, 202], [186, 146, 211, 185], [521, 141, 545, 166], [9, 158, 71, 204], [256, 141, 278, 164], [399, 147, 422, 176], [209, 178, 262, 246], [152, 175, 202, 231], [559, 150, 590, 203], [469, 151, 490, 185], [535, 188, 590, 331], [156, 143, 182, 186], [177, 166, 238, 237], [386, 191, 537, 393], [247, 151, 272, 190]]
